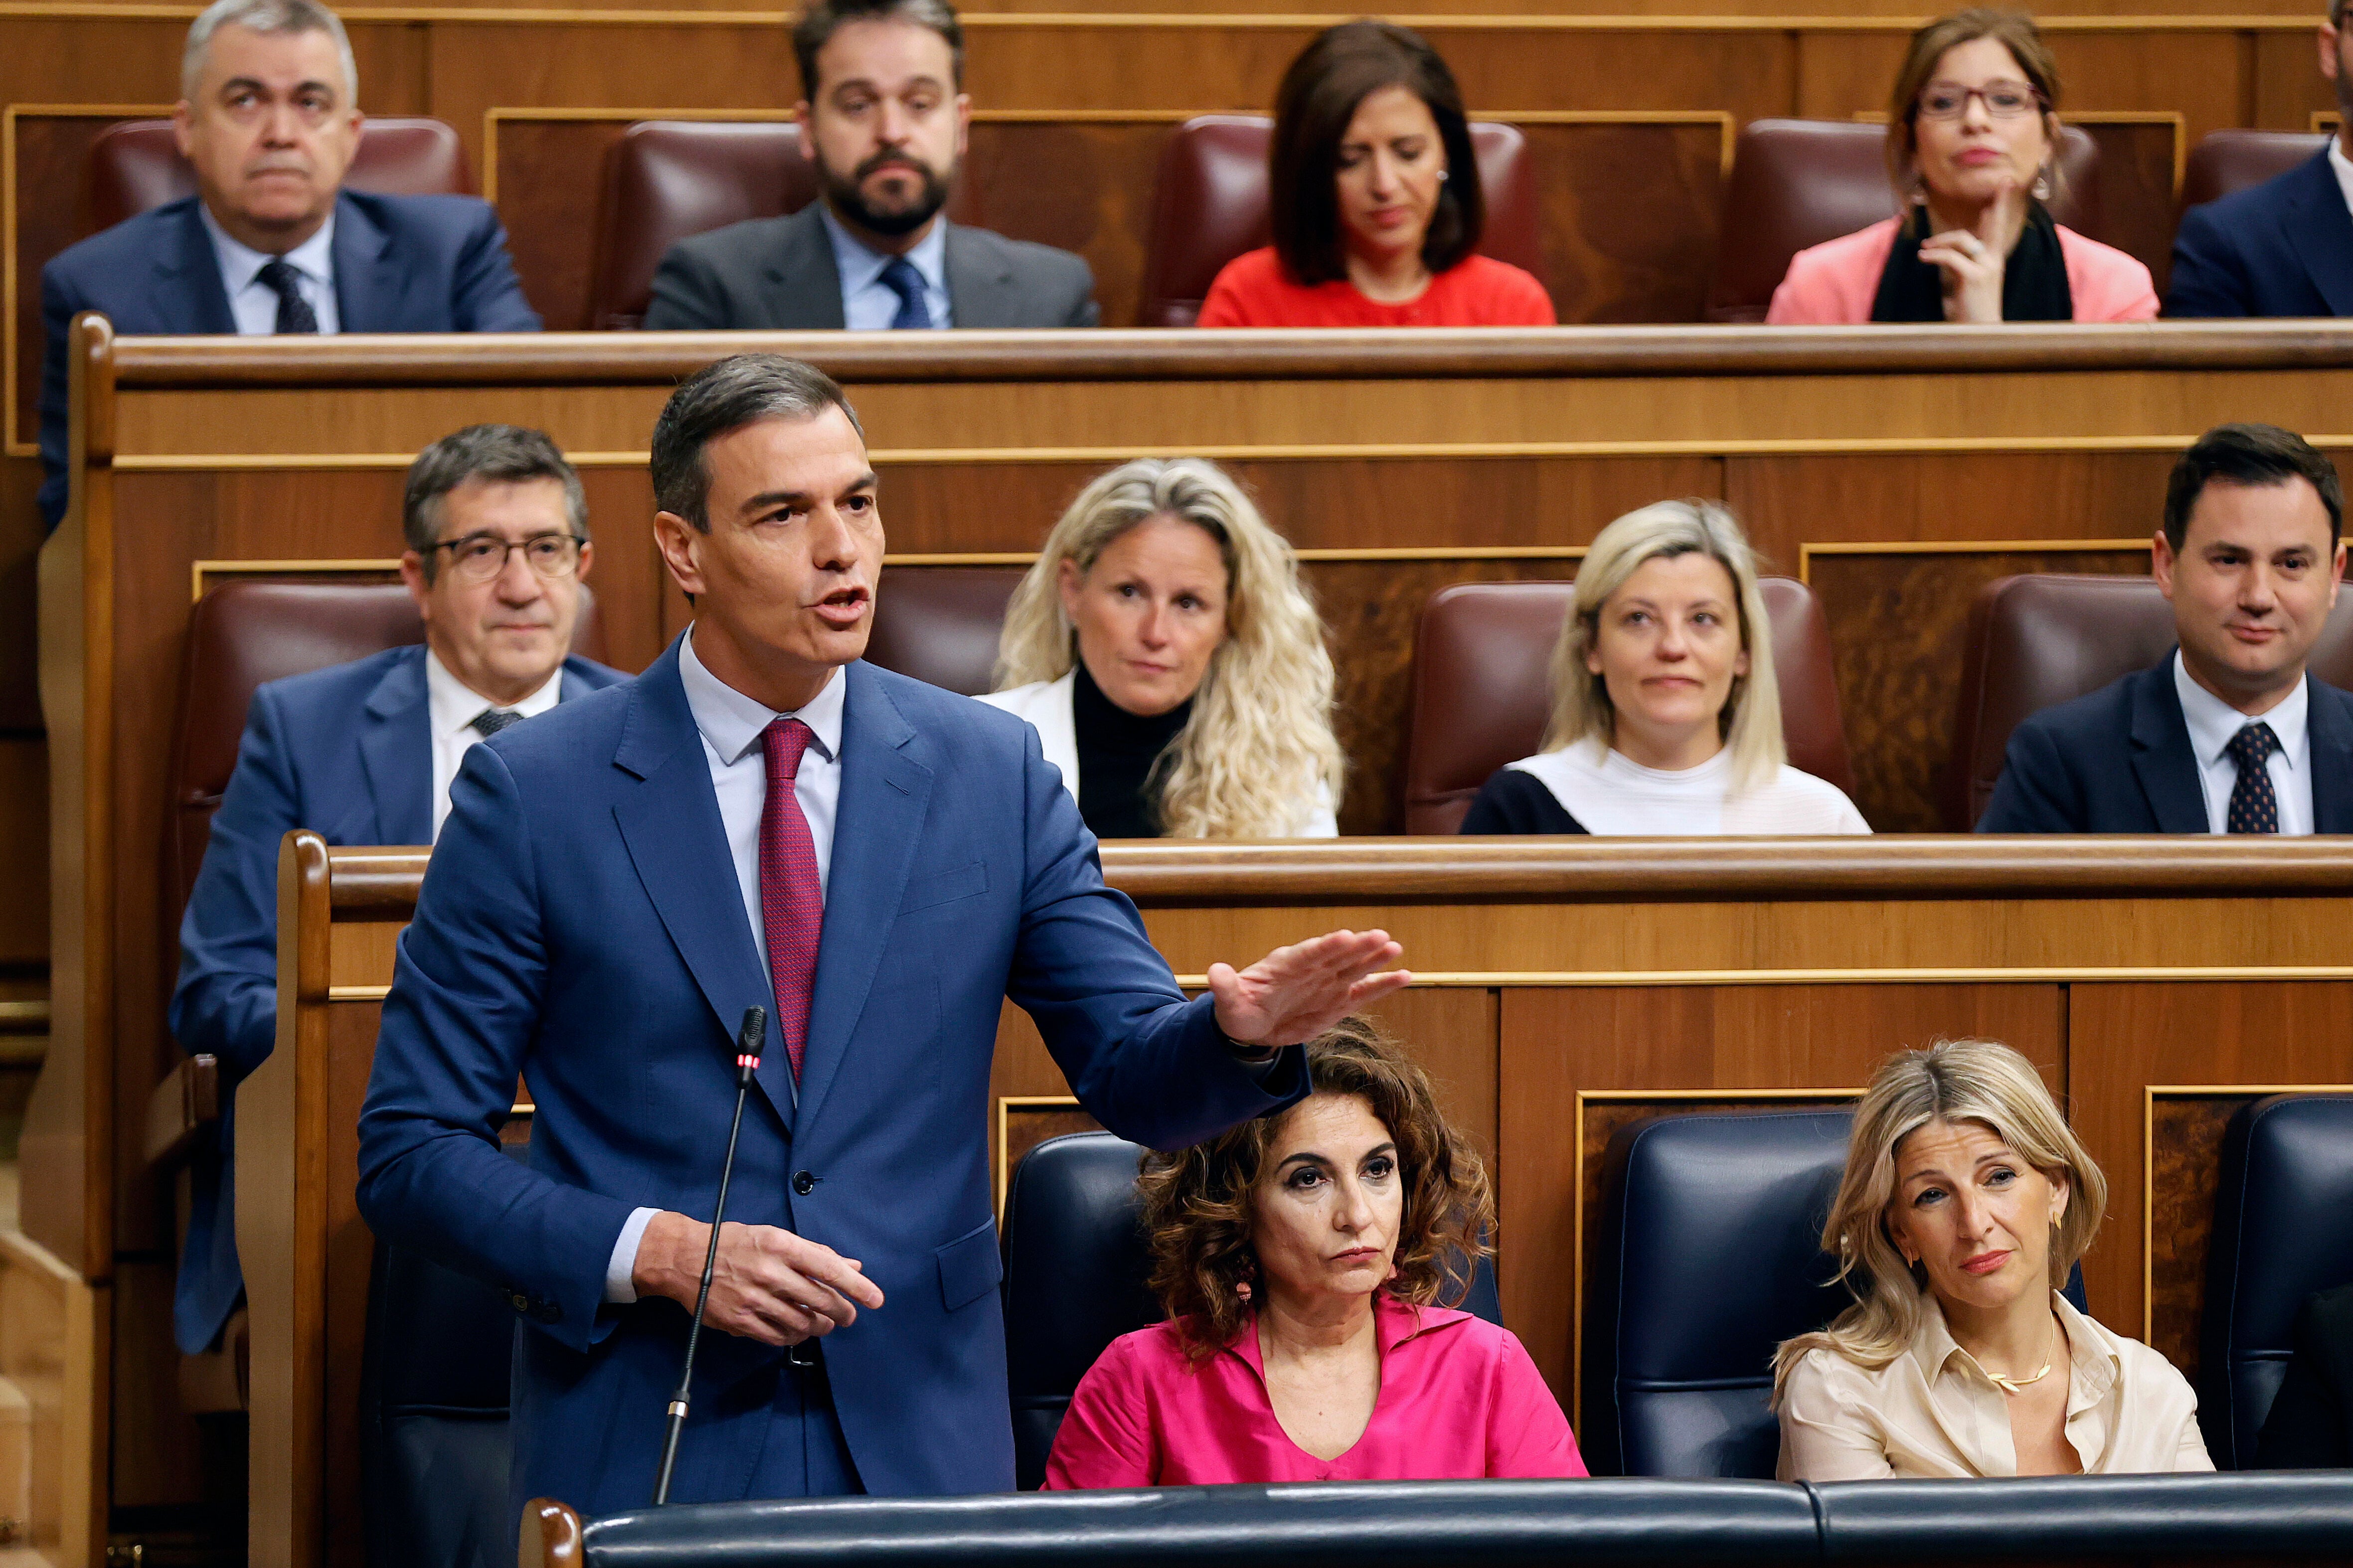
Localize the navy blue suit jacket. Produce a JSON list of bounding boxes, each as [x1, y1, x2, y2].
[[2168, 150, 2353, 319], [168, 644, 622, 1354], [354, 643, 1304, 1513], [1976, 659, 2353, 832], [38, 190, 541, 527]]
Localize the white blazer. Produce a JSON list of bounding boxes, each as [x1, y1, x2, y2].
[[976, 671, 1339, 837]]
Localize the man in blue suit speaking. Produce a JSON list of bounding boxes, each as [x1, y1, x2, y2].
[[36, 0, 540, 528], [356, 355, 1410, 1516], [173, 425, 621, 1362]]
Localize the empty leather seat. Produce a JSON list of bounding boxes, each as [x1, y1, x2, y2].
[[1402, 577, 1854, 836], [1704, 119, 2100, 323], [2180, 131, 2329, 214], [88, 118, 471, 232], [587, 122, 822, 330], [1001, 1130, 1502, 1488], [1942, 574, 2353, 829], [1138, 115, 1543, 328], [863, 566, 1023, 696], [2198, 1094, 2353, 1469]]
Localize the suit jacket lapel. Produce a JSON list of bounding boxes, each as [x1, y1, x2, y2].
[[943, 223, 1016, 328], [330, 193, 403, 332], [792, 663, 931, 1133], [610, 641, 799, 1128], [358, 648, 434, 844], [2283, 153, 2353, 317], [760, 207, 848, 329], [2129, 659, 2214, 834], [158, 200, 237, 334], [2304, 675, 2353, 832]]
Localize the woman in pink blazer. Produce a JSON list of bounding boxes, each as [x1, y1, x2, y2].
[[1769, 10, 2156, 325]]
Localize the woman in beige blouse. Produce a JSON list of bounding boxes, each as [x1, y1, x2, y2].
[[1774, 1040, 2210, 1479]]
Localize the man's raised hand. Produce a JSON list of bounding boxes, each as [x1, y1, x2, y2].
[[1206, 928, 1410, 1047]]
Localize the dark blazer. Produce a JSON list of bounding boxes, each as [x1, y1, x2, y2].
[[1976, 658, 2353, 832], [167, 644, 622, 1354], [2168, 149, 2353, 318], [38, 190, 541, 528], [2257, 1282, 2353, 1468], [354, 644, 1301, 1515], [643, 204, 1099, 330]]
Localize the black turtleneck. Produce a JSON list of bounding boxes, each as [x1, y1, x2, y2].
[[1072, 657, 1191, 839]]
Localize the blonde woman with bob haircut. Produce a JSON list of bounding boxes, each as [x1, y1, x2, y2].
[[1775, 1040, 2211, 1479], [1460, 500, 1868, 835], [983, 459, 1343, 839]]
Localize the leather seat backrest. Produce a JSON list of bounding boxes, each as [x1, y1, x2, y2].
[[360, 1140, 529, 1568], [1001, 1130, 1503, 1489], [588, 122, 822, 330], [1138, 115, 1543, 328], [88, 118, 472, 232], [1403, 577, 1854, 835], [2180, 131, 2329, 213], [863, 567, 1024, 696], [2199, 1094, 2353, 1469], [1941, 574, 2353, 829], [1703, 119, 2099, 323], [165, 580, 608, 932]]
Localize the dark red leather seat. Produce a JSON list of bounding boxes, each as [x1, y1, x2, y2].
[[87, 118, 471, 232], [586, 121, 823, 330], [1704, 118, 2101, 323], [1401, 577, 1854, 835], [2179, 130, 2329, 213], [863, 567, 1024, 696], [1942, 573, 2353, 829], [1137, 114, 1543, 328]]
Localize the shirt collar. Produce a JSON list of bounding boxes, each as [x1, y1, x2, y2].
[[2173, 649, 2310, 773], [818, 201, 949, 300], [424, 646, 565, 737], [677, 623, 845, 768], [1908, 1288, 2121, 1406], [199, 200, 337, 296], [2330, 138, 2353, 223]]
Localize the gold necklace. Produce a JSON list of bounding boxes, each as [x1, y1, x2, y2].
[[1985, 1316, 2062, 1396]]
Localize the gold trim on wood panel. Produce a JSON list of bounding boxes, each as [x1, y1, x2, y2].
[[1569, 1086, 1863, 1434], [191, 557, 402, 602], [1797, 536, 2149, 584], [1178, 967, 2353, 987], [884, 546, 1588, 565], [2140, 1083, 2353, 1345], [2, 101, 178, 458], [996, 1094, 1082, 1220], [328, 986, 390, 1001]]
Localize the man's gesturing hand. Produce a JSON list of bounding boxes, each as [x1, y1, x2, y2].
[[1207, 929, 1411, 1048], [634, 1211, 886, 1347]]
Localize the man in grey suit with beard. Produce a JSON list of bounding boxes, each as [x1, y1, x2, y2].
[[645, 0, 1098, 332]]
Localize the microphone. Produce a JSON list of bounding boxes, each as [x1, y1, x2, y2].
[[652, 1003, 768, 1506]]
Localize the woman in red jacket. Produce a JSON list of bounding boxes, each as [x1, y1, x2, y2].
[[1197, 21, 1555, 328]]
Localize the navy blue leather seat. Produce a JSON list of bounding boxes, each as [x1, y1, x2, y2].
[[2200, 1094, 2353, 1469], [1001, 1130, 1502, 1491]]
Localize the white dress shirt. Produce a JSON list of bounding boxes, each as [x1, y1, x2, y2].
[[198, 203, 341, 335], [1507, 737, 1872, 835], [604, 626, 846, 1302], [2173, 650, 2313, 835], [820, 204, 952, 330], [424, 650, 564, 840], [2329, 138, 2353, 229]]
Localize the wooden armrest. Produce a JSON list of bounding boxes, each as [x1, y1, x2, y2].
[[145, 1054, 221, 1169]]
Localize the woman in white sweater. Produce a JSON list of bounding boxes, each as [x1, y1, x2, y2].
[[981, 459, 1342, 839]]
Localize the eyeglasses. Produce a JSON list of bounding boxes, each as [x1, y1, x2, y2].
[[433, 532, 583, 584], [1914, 80, 2047, 121]]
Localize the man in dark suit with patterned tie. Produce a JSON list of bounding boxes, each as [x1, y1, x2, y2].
[[168, 425, 623, 1364], [36, 0, 540, 528], [1981, 423, 2353, 832]]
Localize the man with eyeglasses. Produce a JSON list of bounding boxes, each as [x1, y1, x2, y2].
[[167, 423, 624, 1363]]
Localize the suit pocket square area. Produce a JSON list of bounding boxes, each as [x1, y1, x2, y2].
[[898, 860, 987, 916], [934, 1215, 1003, 1312]]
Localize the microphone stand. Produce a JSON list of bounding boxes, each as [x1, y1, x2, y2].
[[652, 1003, 767, 1506]]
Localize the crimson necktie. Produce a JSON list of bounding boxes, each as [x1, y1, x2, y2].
[[759, 718, 823, 1078], [2225, 722, 2282, 835]]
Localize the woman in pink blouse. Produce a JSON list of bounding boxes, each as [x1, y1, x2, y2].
[[1044, 1016, 1584, 1487]]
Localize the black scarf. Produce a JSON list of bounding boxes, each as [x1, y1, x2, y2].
[[1869, 199, 2073, 323], [1071, 658, 1191, 840]]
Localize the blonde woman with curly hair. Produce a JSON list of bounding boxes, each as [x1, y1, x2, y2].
[[1461, 499, 1868, 834], [1775, 1040, 2210, 1479], [982, 459, 1342, 838], [1044, 1016, 1583, 1486]]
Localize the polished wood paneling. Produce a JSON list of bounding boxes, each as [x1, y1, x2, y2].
[[2145, 1090, 2250, 1387]]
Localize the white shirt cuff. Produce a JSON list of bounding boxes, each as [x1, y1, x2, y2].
[[605, 1207, 659, 1304]]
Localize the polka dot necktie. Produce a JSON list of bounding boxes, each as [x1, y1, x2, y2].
[[759, 718, 823, 1079], [2225, 721, 2282, 835], [256, 257, 319, 334]]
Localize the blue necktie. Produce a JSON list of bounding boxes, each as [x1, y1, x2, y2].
[[2225, 722, 2282, 834], [878, 256, 935, 330]]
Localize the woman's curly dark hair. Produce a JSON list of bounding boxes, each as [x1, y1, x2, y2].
[[1137, 1014, 1495, 1360]]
